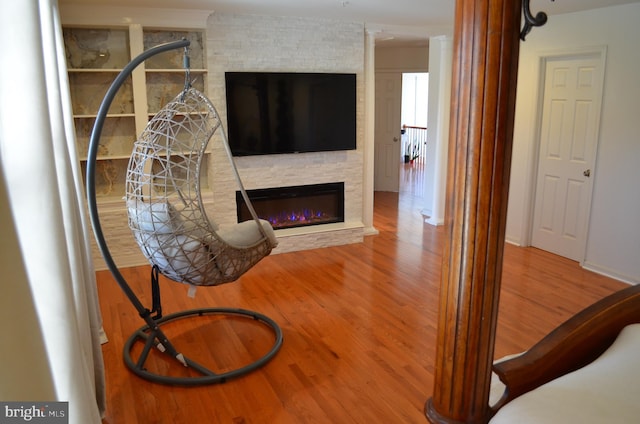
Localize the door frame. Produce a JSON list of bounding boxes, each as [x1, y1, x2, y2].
[[526, 45, 607, 263]]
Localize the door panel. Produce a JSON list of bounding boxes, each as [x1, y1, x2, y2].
[[539, 175, 559, 231], [531, 53, 604, 261], [374, 73, 402, 192]]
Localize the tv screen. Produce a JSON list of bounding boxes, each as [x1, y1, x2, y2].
[[224, 72, 356, 156]]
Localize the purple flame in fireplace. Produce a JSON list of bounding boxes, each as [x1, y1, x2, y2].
[[237, 182, 345, 230], [267, 208, 332, 228]]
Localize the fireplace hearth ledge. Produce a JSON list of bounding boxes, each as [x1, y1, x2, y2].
[[270, 221, 365, 255], [274, 221, 363, 236]]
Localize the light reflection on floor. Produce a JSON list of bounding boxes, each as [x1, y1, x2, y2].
[[400, 159, 429, 217], [400, 159, 426, 198]]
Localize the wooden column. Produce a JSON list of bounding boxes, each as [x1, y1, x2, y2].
[[425, 0, 522, 423]]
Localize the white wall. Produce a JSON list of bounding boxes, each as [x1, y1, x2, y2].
[[375, 45, 429, 72], [506, 3, 640, 284], [424, 36, 452, 226]]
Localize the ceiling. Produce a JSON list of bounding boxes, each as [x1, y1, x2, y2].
[[60, 0, 640, 46]]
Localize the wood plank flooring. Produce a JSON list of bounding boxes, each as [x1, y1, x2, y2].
[[97, 188, 627, 424]]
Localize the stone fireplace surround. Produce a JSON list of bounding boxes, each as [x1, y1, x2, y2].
[[206, 13, 366, 254]]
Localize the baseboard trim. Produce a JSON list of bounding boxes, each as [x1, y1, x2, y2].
[[581, 261, 639, 286]]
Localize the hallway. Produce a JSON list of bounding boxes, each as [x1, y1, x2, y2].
[[399, 158, 429, 223]]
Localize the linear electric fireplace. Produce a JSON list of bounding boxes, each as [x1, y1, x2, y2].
[[236, 182, 345, 230]]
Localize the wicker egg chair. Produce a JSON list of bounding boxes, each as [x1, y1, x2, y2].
[[126, 87, 278, 287], [86, 40, 283, 385]]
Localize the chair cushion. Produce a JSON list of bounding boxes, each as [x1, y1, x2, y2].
[[217, 219, 278, 249], [133, 232, 214, 285], [128, 200, 276, 285], [490, 323, 640, 423], [127, 200, 179, 234]]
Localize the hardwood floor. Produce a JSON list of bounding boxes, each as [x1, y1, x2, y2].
[[97, 187, 627, 423]]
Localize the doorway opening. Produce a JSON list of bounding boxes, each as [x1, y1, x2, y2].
[[401, 72, 429, 196]]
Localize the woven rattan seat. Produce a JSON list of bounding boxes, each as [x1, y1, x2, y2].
[[126, 87, 277, 286]]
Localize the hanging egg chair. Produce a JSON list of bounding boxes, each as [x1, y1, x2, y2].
[[126, 86, 278, 287], [86, 39, 283, 385]]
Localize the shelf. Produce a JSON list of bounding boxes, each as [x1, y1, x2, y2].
[[80, 151, 212, 162], [80, 159, 128, 199], [146, 73, 205, 114], [74, 113, 135, 119], [143, 29, 205, 69], [91, 154, 133, 161], [75, 116, 136, 159], [63, 27, 131, 69], [68, 72, 134, 115], [145, 69, 207, 73], [68, 68, 123, 73], [80, 154, 212, 197], [146, 110, 210, 118]]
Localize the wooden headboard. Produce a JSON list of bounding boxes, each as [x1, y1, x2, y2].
[[490, 283, 640, 414]]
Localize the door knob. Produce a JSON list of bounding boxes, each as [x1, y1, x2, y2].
[[393, 137, 399, 142], [583, 169, 591, 177]]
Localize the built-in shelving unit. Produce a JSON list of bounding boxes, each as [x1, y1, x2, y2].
[[63, 25, 208, 200], [63, 24, 208, 270]]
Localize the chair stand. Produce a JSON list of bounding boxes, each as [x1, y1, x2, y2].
[[123, 307, 283, 386]]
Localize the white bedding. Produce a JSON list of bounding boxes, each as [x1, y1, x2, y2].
[[490, 323, 640, 423]]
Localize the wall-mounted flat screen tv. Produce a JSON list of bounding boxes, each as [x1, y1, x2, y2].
[[225, 72, 356, 156]]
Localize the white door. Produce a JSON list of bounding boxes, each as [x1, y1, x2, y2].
[[374, 72, 402, 192], [531, 52, 604, 261]]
